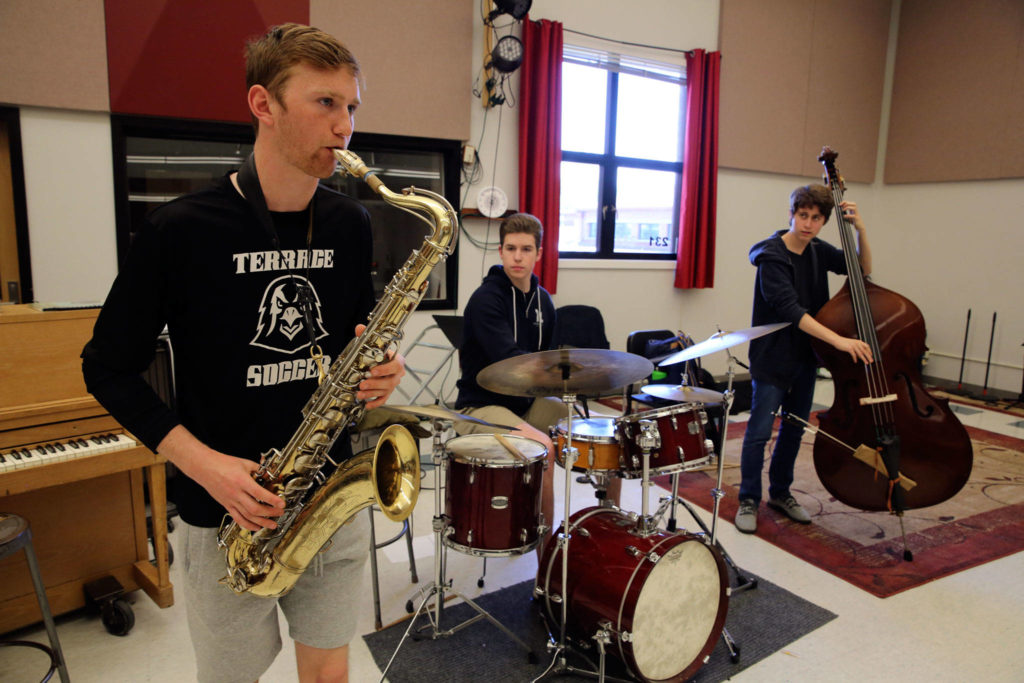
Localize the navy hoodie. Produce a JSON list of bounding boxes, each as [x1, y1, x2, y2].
[[455, 265, 557, 415], [747, 230, 847, 387]]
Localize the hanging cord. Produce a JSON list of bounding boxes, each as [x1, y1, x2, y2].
[[563, 27, 695, 56]]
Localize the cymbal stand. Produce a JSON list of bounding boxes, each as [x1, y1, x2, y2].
[[537, 376, 630, 683], [379, 418, 533, 682], [655, 348, 757, 596]]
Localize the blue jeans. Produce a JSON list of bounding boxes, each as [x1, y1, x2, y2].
[[738, 365, 817, 503]]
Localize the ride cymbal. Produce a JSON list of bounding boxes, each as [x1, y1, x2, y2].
[[640, 384, 724, 404], [477, 348, 654, 398], [659, 322, 790, 365]]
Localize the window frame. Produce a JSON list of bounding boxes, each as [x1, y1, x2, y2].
[[559, 48, 686, 261]]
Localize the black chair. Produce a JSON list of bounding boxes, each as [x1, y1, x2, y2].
[[554, 305, 610, 349], [627, 329, 726, 453], [625, 329, 677, 413]]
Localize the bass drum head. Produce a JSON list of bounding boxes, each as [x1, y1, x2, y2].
[[629, 538, 727, 681]]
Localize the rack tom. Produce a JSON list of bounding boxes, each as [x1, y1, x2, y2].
[[617, 403, 714, 477], [552, 417, 623, 473], [443, 434, 547, 557]]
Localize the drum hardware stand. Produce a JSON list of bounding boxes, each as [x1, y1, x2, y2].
[[575, 471, 620, 508], [538, 383, 632, 683], [634, 420, 662, 536], [645, 351, 751, 665], [658, 348, 757, 593], [379, 419, 535, 682]]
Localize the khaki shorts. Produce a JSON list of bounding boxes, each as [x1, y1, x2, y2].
[[456, 397, 568, 437], [181, 512, 370, 683]]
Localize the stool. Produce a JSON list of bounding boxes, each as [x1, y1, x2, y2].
[[366, 506, 418, 630], [0, 513, 70, 683]]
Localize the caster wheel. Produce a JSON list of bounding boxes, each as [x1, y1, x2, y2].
[[729, 645, 741, 664], [102, 598, 135, 636], [477, 578, 485, 588], [405, 600, 414, 613]]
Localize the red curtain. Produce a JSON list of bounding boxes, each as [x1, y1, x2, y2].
[[518, 18, 563, 294], [674, 49, 721, 289]]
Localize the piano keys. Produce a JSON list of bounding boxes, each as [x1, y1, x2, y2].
[[0, 433, 138, 474]]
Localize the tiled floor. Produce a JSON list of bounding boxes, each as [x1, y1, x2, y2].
[[4, 380, 1024, 682]]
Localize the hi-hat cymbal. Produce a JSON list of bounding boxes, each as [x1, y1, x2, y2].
[[641, 384, 725, 404], [477, 348, 654, 398], [660, 322, 790, 366], [385, 404, 519, 430]]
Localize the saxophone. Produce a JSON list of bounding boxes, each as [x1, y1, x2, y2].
[[218, 149, 458, 597]]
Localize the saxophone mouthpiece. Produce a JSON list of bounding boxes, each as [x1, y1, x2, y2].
[[332, 148, 368, 178]]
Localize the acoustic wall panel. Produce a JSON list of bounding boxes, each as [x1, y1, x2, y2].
[[718, 0, 890, 183], [0, 0, 110, 112], [104, 0, 307, 123], [311, 0, 473, 141], [885, 0, 1024, 183]]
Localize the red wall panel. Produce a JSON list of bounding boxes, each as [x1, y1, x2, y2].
[[105, 0, 308, 122]]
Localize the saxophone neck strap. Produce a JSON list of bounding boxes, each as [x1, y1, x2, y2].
[[237, 152, 283, 249], [236, 153, 323, 377]]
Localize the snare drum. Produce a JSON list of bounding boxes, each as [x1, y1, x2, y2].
[[443, 434, 547, 557], [552, 417, 622, 472], [535, 506, 727, 682], [617, 403, 714, 477]]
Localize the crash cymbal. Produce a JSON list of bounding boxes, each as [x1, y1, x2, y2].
[[640, 384, 725, 404], [477, 348, 654, 398], [385, 404, 519, 430], [659, 322, 790, 366]]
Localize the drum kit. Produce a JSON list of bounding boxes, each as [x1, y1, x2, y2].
[[378, 324, 788, 683]]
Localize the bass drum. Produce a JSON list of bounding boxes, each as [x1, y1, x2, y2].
[[535, 507, 727, 682]]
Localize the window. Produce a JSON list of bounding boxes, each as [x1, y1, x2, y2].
[[111, 117, 460, 309], [559, 47, 686, 260]]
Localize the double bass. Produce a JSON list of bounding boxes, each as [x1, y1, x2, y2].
[[810, 147, 973, 512]]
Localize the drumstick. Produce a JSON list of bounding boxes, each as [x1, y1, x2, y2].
[[493, 433, 530, 463]]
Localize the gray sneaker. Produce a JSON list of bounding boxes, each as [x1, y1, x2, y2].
[[768, 495, 812, 524], [734, 498, 758, 534]]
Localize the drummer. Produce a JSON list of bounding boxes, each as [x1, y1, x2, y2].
[[453, 213, 568, 538]]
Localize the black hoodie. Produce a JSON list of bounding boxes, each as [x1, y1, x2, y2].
[[455, 264, 557, 415], [747, 230, 847, 386]]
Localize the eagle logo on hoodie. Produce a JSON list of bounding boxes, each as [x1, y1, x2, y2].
[[250, 275, 328, 353]]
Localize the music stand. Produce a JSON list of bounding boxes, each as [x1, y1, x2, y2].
[[395, 315, 463, 405], [432, 314, 464, 348]]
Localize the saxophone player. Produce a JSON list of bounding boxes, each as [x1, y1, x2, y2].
[[82, 24, 404, 683]]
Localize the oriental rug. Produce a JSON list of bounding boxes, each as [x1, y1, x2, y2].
[[655, 414, 1024, 598]]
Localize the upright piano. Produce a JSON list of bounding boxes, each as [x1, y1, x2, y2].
[[0, 304, 173, 634]]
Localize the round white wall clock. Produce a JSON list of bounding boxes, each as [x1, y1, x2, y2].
[[476, 186, 508, 218]]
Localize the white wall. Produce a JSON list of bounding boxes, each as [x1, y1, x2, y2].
[[20, 1, 1024, 396], [21, 107, 118, 303]]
